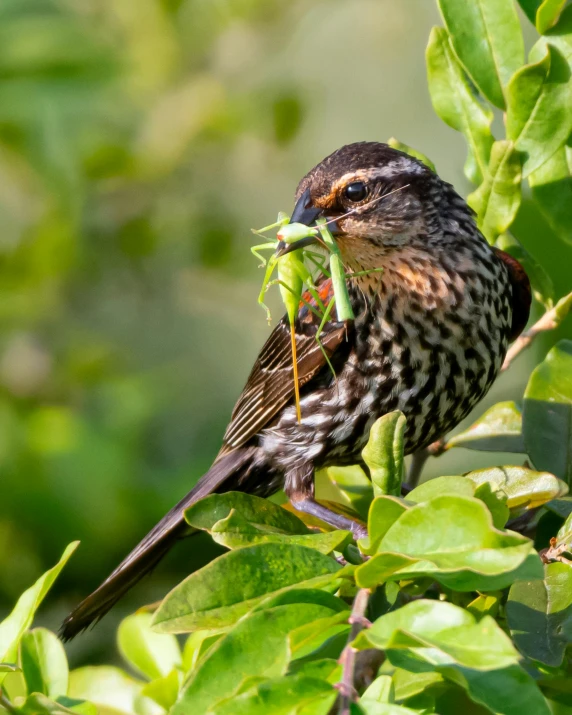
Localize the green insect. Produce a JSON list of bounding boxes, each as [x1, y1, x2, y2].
[[251, 213, 378, 422]]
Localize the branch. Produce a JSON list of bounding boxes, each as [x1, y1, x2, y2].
[[0, 690, 18, 715], [335, 588, 371, 715], [502, 305, 560, 372]]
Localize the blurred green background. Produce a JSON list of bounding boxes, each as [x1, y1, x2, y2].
[[0, 0, 570, 664]]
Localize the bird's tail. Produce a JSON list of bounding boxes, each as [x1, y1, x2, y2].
[[60, 448, 254, 641]]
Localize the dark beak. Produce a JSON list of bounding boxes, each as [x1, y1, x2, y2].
[[275, 187, 322, 257]]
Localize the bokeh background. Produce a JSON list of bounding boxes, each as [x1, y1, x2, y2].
[[1, 0, 571, 664]]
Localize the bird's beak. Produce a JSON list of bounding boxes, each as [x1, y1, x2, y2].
[[275, 187, 322, 258]]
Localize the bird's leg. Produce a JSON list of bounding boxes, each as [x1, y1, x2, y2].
[[290, 495, 368, 540]]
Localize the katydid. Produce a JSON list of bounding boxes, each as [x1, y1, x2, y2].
[[250, 214, 358, 423]]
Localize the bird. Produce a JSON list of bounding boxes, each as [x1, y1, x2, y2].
[[60, 141, 531, 640]]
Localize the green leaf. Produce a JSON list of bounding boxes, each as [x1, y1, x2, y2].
[[518, 0, 543, 24], [392, 668, 444, 703], [361, 675, 394, 704], [0, 542, 78, 682], [437, 0, 524, 108], [447, 401, 524, 453], [172, 603, 338, 715], [358, 704, 422, 715], [324, 465, 374, 521], [407, 476, 474, 503], [209, 675, 336, 715], [185, 492, 309, 535], [496, 233, 555, 309], [117, 612, 181, 681], [468, 140, 522, 243], [68, 666, 149, 715], [529, 142, 572, 246], [406, 475, 509, 528], [182, 630, 223, 674], [0, 663, 19, 672], [15, 694, 97, 715], [355, 495, 542, 590], [465, 465, 568, 512], [152, 543, 342, 633], [536, 0, 568, 33], [386, 138, 436, 172], [208, 510, 351, 554], [523, 340, 572, 484], [355, 599, 519, 670], [506, 44, 572, 177], [426, 27, 494, 184], [357, 602, 550, 715], [362, 412, 406, 497], [507, 563, 572, 666], [448, 666, 551, 715], [141, 669, 180, 711], [20, 628, 68, 699], [358, 496, 409, 556], [287, 658, 341, 684], [546, 495, 572, 519]]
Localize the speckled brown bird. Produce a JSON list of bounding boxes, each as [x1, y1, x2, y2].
[[61, 142, 530, 639]]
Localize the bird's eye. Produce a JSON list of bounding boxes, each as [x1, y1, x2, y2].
[[343, 181, 368, 202]]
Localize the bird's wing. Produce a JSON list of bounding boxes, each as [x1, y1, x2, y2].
[[492, 248, 531, 341], [218, 278, 349, 455]]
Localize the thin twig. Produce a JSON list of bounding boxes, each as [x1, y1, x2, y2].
[[501, 304, 561, 372], [335, 588, 371, 715], [0, 690, 18, 715]]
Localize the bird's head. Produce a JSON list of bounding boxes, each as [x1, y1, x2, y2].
[[288, 142, 472, 268]]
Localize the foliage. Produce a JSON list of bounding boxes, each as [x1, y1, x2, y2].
[[2, 0, 572, 715]]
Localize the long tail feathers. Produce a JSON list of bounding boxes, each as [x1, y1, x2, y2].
[[59, 448, 254, 641]]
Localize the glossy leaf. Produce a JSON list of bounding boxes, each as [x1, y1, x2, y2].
[[117, 612, 181, 681], [465, 465, 568, 511], [359, 704, 422, 715], [355, 599, 519, 669], [437, 0, 524, 108], [209, 675, 336, 715], [426, 27, 494, 184], [68, 666, 149, 715], [536, 0, 568, 33], [392, 668, 444, 702], [506, 44, 572, 176], [358, 496, 409, 555], [16, 694, 97, 715], [208, 510, 352, 554], [496, 233, 555, 309], [507, 563, 572, 666], [361, 675, 394, 704], [20, 628, 68, 698], [546, 495, 572, 519], [523, 340, 572, 484], [447, 401, 524, 452], [362, 411, 405, 497], [468, 140, 522, 243], [182, 630, 223, 674], [185, 491, 309, 535], [355, 495, 541, 590], [357, 602, 550, 715], [518, 0, 544, 24], [0, 542, 78, 680], [172, 603, 338, 715], [324, 465, 374, 521], [387, 138, 436, 172], [141, 669, 180, 711], [152, 543, 342, 633], [529, 142, 572, 246]]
